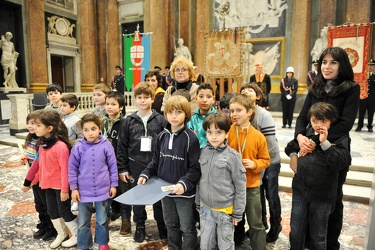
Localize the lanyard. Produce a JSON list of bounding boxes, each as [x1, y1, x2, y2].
[[235, 123, 250, 158]]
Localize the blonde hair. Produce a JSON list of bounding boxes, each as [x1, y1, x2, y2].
[[164, 95, 192, 122], [170, 57, 194, 80], [93, 83, 111, 95], [133, 82, 155, 99]]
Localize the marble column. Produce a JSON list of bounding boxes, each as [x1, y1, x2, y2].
[[79, 0, 98, 92], [179, 0, 190, 57], [194, 1, 210, 72], [107, 0, 121, 84], [96, 0, 107, 84], [25, 0, 48, 93], [291, 0, 311, 93], [346, 0, 371, 23]]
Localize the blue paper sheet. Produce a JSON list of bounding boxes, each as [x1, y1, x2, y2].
[[114, 177, 174, 205]]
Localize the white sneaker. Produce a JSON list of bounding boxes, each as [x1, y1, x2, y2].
[[71, 202, 78, 212]]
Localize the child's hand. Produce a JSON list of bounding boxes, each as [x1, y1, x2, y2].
[[109, 187, 116, 198], [137, 177, 147, 185], [171, 183, 185, 195], [120, 174, 134, 183], [317, 125, 329, 143], [20, 157, 28, 166], [289, 155, 298, 173], [71, 189, 80, 202], [60, 192, 69, 202], [242, 159, 254, 169], [232, 218, 240, 226], [21, 185, 30, 192]]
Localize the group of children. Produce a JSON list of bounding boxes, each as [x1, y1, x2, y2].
[[19, 77, 348, 250]]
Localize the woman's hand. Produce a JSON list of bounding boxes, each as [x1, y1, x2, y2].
[[297, 134, 315, 156]]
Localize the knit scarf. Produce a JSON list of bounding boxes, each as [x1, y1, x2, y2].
[[40, 136, 58, 149]]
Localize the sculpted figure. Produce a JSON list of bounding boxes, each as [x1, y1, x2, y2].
[[174, 38, 192, 61], [0, 32, 19, 88], [311, 27, 328, 62]]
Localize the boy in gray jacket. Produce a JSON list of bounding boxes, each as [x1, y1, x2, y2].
[[196, 112, 246, 250]]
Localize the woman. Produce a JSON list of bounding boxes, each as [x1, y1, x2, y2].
[[145, 69, 165, 114], [293, 46, 360, 250], [280, 66, 298, 128], [161, 57, 199, 113]]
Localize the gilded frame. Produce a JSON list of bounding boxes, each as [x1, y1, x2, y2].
[[243, 37, 285, 81]]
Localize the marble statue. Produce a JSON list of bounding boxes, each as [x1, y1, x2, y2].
[[174, 38, 192, 61], [311, 27, 328, 62], [0, 32, 19, 88]]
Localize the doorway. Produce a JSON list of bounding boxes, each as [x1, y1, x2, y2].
[[51, 55, 75, 92]]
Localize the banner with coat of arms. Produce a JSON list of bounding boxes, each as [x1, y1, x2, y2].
[[124, 30, 151, 91], [328, 23, 371, 99]]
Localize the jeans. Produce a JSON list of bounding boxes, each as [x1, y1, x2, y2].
[[161, 196, 197, 250], [290, 193, 335, 250], [77, 200, 109, 249], [200, 203, 234, 250]]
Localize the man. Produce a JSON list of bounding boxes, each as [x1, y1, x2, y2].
[[355, 59, 375, 132], [111, 65, 125, 94], [307, 60, 318, 88], [250, 63, 271, 109]]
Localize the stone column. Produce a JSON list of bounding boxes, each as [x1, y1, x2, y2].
[[194, 1, 210, 72], [79, 0, 98, 92], [8, 94, 33, 135], [179, 0, 190, 56], [291, 0, 311, 93], [96, 0, 107, 84], [25, 0, 48, 92], [107, 0, 121, 85]]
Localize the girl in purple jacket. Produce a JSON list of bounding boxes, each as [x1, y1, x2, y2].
[[68, 114, 118, 250]]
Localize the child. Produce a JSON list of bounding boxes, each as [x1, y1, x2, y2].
[[21, 110, 57, 241], [92, 83, 111, 117], [69, 114, 118, 250], [117, 82, 168, 242], [187, 82, 217, 148], [138, 95, 201, 250], [44, 84, 63, 115], [227, 94, 270, 250], [60, 94, 83, 142], [219, 92, 236, 117], [240, 83, 282, 243], [285, 102, 351, 250], [102, 91, 132, 235], [24, 110, 78, 248], [196, 112, 246, 249]]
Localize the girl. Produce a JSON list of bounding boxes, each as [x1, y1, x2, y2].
[[68, 114, 118, 250], [21, 110, 57, 241], [280, 66, 298, 128], [27, 109, 78, 248]]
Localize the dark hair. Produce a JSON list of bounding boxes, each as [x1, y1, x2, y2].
[[144, 69, 162, 88], [106, 91, 125, 108], [219, 93, 236, 110], [203, 112, 231, 132], [240, 83, 264, 103], [80, 113, 103, 130], [115, 65, 122, 71], [60, 94, 79, 110], [312, 47, 355, 98], [46, 84, 63, 94], [154, 65, 162, 71], [196, 82, 215, 96], [25, 110, 43, 146], [307, 102, 339, 125], [36, 110, 72, 149], [172, 89, 191, 102]]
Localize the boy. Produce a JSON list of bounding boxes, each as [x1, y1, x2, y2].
[[240, 83, 282, 243], [172, 89, 191, 102], [196, 112, 246, 249], [285, 102, 351, 250], [187, 82, 217, 148], [219, 92, 236, 118], [117, 82, 167, 242], [227, 94, 270, 250], [45, 84, 63, 115], [101, 91, 132, 235], [60, 94, 83, 142], [92, 83, 111, 117], [138, 95, 201, 250]]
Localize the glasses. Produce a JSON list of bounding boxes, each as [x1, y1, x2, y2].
[[175, 68, 187, 73]]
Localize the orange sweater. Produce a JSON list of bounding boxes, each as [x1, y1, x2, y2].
[[228, 124, 270, 188]]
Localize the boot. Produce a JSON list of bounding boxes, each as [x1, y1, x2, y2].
[[266, 223, 282, 243], [50, 218, 68, 249], [120, 219, 131, 235], [41, 226, 57, 241], [134, 224, 146, 243], [33, 214, 48, 239], [61, 217, 78, 247]]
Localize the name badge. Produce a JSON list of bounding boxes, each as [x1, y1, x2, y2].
[[140, 136, 152, 152]]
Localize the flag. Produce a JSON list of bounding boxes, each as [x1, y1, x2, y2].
[[124, 32, 151, 91]]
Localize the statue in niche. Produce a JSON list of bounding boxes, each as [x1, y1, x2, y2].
[[67, 24, 75, 38], [47, 16, 58, 34], [0, 32, 19, 88], [174, 38, 192, 61], [311, 27, 328, 62]]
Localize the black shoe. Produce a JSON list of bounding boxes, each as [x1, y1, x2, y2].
[[134, 225, 146, 243], [355, 127, 362, 132], [288, 125, 292, 128], [266, 224, 282, 243], [41, 228, 57, 241], [110, 212, 121, 221], [33, 228, 46, 239], [369, 128, 373, 132], [282, 125, 286, 128], [158, 225, 168, 240]]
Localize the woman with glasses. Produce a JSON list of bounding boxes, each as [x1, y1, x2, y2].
[[145, 69, 165, 114], [161, 57, 200, 113]]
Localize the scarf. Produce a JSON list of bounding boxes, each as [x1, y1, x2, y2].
[[40, 136, 58, 149]]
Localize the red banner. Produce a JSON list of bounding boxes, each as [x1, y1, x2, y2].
[[328, 23, 371, 99]]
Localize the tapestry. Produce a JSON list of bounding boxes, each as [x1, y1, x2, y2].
[[328, 23, 371, 99], [124, 31, 151, 91], [204, 29, 243, 78]]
